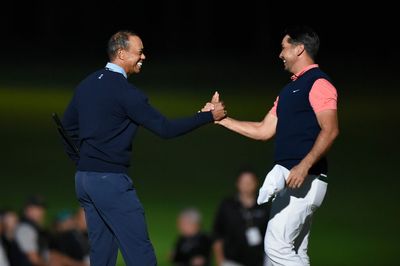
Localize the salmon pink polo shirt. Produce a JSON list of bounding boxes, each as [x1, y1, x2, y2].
[[269, 64, 337, 116]]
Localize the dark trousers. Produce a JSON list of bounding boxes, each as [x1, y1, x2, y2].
[[75, 171, 157, 266]]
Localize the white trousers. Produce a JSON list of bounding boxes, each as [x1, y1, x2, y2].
[[262, 165, 328, 266], [258, 165, 290, 204]]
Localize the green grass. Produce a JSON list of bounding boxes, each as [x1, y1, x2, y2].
[[0, 83, 399, 266]]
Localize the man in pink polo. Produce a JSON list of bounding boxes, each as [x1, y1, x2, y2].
[[214, 25, 339, 265]]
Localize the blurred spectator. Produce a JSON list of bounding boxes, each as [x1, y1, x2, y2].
[[1, 208, 31, 266], [212, 169, 271, 266], [48, 208, 89, 266], [0, 210, 10, 266], [0, 241, 9, 266], [1, 209, 19, 241], [15, 195, 49, 266], [170, 208, 212, 266]]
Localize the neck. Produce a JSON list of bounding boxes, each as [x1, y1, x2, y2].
[[291, 58, 315, 75], [110, 60, 129, 76]]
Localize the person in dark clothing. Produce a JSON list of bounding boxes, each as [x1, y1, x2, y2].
[[0, 209, 11, 266], [61, 30, 226, 266], [15, 195, 49, 266], [0, 209, 31, 266], [171, 208, 212, 266], [48, 209, 89, 266], [212, 169, 270, 266]]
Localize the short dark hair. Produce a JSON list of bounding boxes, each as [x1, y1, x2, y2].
[[107, 30, 137, 61], [284, 25, 320, 60], [24, 194, 47, 209]]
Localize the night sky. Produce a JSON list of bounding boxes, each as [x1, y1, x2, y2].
[[1, 1, 396, 65]]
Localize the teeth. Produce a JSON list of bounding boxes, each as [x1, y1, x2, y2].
[[137, 62, 142, 67], [283, 60, 286, 63]]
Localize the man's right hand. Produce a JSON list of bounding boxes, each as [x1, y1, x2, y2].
[[200, 91, 226, 120], [200, 91, 220, 112], [210, 91, 227, 121], [211, 101, 226, 121], [211, 91, 220, 103]]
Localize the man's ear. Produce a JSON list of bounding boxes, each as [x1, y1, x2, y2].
[[296, 44, 305, 57], [117, 49, 125, 60]]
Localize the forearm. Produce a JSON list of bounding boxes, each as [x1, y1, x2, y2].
[[300, 128, 339, 169], [149, 111, 213, 139], [286, 109, 339, 188], [127, 98, 214, 139], [218, 117, 273, 141]]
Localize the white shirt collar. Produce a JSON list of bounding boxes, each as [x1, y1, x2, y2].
[[105, 62, 127, 79]]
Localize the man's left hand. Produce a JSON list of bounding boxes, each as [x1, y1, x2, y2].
[[286, 163, 309, 189], [201, 102, 215, 112], [199, 91, 220, 112]]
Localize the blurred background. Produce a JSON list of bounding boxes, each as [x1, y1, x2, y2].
[[0, 1, 399, 265]]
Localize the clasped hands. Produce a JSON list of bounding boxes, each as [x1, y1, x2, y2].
[[199, 91, 227, 121]]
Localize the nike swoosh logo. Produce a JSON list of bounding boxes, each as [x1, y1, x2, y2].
[[292, 89, 300, 93]]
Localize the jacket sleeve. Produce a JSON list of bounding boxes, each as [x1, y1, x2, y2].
[[122, 89, 214, 139], [61, 96, 80, 164]]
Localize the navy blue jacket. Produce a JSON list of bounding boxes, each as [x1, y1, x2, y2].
[[62, 68, 213, 173]]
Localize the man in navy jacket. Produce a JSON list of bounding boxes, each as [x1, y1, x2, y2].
[[62, 30, 226, 266]]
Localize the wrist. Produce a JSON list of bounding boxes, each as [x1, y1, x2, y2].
[[217, 117, 229, 125], [299, 158, 313, 170]]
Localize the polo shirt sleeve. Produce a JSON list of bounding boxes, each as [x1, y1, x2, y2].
[[121, 86, 214, 139], [309, 79, 338, 113]]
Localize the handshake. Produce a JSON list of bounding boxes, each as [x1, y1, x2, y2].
[[199, 91, 227, 121]]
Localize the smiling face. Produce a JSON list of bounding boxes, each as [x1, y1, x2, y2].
[[279, 32, 317, 75], [118, 35, 146, 75], [279, 35, 300, 73]]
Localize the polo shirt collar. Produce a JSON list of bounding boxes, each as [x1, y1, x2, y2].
[[291, 64, 319, 81]]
